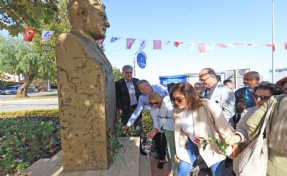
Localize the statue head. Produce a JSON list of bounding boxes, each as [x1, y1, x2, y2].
[[68, 0, 110, 40]]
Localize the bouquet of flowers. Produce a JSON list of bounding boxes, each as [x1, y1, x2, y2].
[[194, 136, 228, 155]]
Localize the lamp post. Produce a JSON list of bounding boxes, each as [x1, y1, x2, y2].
[[271, 0, 275, 83]]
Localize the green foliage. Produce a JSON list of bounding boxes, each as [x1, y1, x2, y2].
[[196, 136, 228, 155], [0, 108, 153, 175], [126, 110, 153, 136], [0, 116, 61, 175], [0, 36, 53, 96], [0, 0, 59, 36], [112, 67, 123, 81], [30, 0, 71, 83]]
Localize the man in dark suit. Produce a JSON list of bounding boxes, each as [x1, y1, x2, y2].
[[115, 65, 147, 155]]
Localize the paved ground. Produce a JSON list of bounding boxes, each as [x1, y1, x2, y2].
[[150, 155, 172, 176]]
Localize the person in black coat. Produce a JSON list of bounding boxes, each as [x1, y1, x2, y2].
[[115, 65, 147, 155]]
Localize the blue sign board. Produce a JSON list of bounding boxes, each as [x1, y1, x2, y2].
[[136, 52, 147, 69], [159, 75, 187, 87]]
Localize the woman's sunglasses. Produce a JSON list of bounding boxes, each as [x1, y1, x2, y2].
[[253, 94, 271, 100], [171, 97, 185, 103], [149, 101, 159, 105]]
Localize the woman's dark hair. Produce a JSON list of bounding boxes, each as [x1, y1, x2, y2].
[[169, 82, 203, 111], [254, 82, 286, 95]]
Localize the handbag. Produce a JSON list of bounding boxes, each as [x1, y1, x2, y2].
[[233, 99, 276, 176]]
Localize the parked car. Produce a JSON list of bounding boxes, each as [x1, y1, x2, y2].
[[1, 86, 19, 95]]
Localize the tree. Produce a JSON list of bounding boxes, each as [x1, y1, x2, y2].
[[0, 36, 52, 97], [112, 67, 123, 81], [30, 0, 71, 84], [0, 0, 58, 36]]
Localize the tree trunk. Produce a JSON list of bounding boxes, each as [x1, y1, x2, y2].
[[16, 73, 33, 98]]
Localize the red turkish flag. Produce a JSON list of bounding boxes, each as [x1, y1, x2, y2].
[[174, 41, 183, 47], [285, 42, 287, 50], [23, 28, 35, 42]]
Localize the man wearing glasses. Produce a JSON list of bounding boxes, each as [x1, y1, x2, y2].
[[199, 68, 236, 125]]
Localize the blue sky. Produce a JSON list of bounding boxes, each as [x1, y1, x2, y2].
[[103, 0, 287, 84], [1, 1, 287, 84]]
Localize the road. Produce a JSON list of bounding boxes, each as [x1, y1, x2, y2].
[[0, 91, 59, 112]]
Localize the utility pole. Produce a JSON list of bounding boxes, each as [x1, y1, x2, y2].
[[133, 55, 136, 78], [271, 0, 275, 83]]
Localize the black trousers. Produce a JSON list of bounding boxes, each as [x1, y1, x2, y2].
[[154, 132, 167, 161]]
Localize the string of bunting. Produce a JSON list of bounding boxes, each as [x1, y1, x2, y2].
[[23, 27, 287, 52]]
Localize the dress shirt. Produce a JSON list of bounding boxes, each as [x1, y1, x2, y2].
[[126, 84, 168, 127], [158, 96, 174, 131], [181, 110, 196, 141], [150, 107, 160, 130], [204, 83, 217, 99], [125, 79, 137, 106]]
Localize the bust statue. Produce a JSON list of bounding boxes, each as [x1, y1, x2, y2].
[[55, 0, 116, 171]]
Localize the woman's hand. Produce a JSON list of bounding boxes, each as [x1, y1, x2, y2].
[[225, 134, 242, 145], [174, 154, 180, 163], [147, 128, 158, 139]]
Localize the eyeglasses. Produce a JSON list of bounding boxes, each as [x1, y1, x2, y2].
[[124, 71, 133, 74], [171, 97, 185, 103], [253, 95, 271, 100], [199, 76, 212, 82], [149, 101, 159, 106]]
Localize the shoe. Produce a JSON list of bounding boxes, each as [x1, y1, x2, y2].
[[154, 153, 160, 159], [140, 136, 148, 156], [140, 147, 148, 156], [157, 160, 165, 169]]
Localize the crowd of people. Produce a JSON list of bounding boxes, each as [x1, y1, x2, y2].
[[115, 65, 287, 176]]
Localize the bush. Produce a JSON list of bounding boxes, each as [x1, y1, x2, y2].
[[0, 109, 154, 175], [0, 110, 61, 175]]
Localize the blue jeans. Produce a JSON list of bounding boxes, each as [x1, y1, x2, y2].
[[178, 139, 199, 176], [177, 138, 226, 176]]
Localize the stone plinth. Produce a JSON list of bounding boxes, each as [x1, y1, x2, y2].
[[21, 137, 144, 176]]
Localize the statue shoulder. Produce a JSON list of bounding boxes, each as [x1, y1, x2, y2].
[[56, 32, 81, 45]]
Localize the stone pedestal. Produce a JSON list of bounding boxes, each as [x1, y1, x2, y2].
[[56, 33, 115, 171]]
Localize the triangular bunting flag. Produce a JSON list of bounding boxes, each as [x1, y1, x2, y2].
[[174, 41, 183, 47], [153, 40, 162, 50], [198, 43, 205, 53], [42, 30, 54, 42], [23, 28, 35, 42], [138, 40, 148, 51], [96, 39, 105, 46], [217, 43, 227, 48], [110, 37, 121, 43], [227, 43, 235, 49], [165, 41, 171, 45], [126, 38, 136, 49]]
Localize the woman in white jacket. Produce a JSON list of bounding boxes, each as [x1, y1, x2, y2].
[[170, 82, 234, 176]]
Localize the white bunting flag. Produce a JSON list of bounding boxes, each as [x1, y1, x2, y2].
[[110, 37, 121, 43], [188, 42, 195, 51], [138, 40, 148, 51], [42, 30, 54, 42], [207, 43, 215, 50]]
